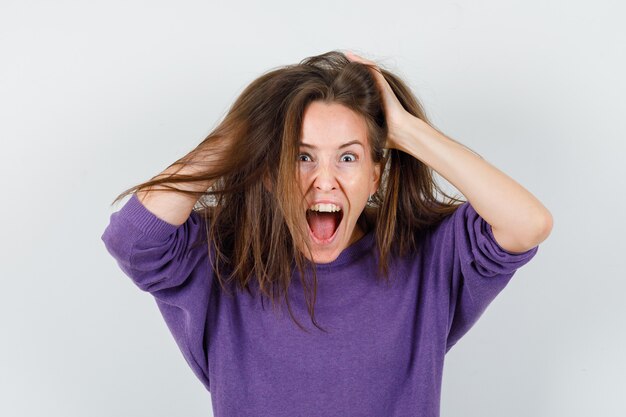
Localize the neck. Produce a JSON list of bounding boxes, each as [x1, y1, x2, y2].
[[348, 224, 365, 246]]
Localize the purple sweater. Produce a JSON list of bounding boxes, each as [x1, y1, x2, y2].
[[101, 194, 539, 416]]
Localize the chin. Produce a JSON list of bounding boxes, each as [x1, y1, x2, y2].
[[301, 220, 362, 264], [305, 246, 342, 264]]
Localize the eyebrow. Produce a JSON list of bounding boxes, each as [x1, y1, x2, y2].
[[298, 140, 364, 150]]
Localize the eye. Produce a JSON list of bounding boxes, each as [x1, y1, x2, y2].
[[341, 153, 357, 162], [298, 153, 312, 162]]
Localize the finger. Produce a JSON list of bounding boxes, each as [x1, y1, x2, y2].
[[345, 52, 389, 95], [345, 50, 374, 66], [346, 52, 382, 79]]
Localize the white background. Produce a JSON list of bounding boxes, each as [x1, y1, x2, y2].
[[1, 0, 624, 416]]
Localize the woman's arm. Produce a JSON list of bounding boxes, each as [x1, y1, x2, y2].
[[344, 51, 553, 253], [136, 163, 212, 227], [136, 139, 229, 226], [394, 116, 552, 253]]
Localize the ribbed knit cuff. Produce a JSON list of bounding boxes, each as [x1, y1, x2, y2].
[[118, 193, 181, 241]]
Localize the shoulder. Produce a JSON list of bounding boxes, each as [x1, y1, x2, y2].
[[418, 201, 467, 245]]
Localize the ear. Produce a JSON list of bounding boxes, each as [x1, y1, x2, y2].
[[371, 162, 381, 195]]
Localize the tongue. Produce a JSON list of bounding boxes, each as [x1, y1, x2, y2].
[[308, 211, 338, 240]]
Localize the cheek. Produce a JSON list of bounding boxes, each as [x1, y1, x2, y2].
[[297, 170, 311, 189], [341, 176, 363, 189], [347, 164, 377, 188], [337, 172, 371, 198]]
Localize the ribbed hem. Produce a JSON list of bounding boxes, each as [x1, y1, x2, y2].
[[118, 193, 181, 241]]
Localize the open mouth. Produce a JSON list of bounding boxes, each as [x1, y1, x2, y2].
[[305, 208, 344, 244]]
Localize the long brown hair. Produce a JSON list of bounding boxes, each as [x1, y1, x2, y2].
[[109, 50, 482, 333]]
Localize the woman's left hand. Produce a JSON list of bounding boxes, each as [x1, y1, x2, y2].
[[344, 50, 419, 151]]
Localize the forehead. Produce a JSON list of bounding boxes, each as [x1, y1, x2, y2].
[[300, 101, 368, 148]]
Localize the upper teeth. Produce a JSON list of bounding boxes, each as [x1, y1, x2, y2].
[[309, 203, 341, 212]]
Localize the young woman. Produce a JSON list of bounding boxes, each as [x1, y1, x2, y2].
[[101, 50, 552, 417]]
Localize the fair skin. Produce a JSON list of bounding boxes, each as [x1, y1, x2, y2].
[[298, 100, 381, 264], [344, 50, 553, 252]]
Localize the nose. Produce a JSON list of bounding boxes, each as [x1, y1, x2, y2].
[[312, 162, 338, 192]]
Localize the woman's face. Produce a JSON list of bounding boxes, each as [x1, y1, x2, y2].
[[297, 101, 381, 264]]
